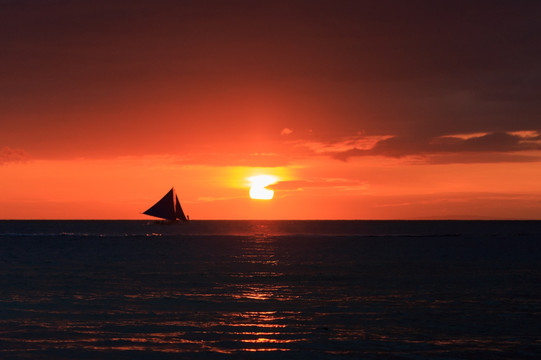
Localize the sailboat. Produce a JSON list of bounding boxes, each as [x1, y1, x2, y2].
[[143, 187, 189, 223]]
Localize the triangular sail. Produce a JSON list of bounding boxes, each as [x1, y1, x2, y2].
[[143, 188, 177, 221], [143, 187, 189, 222], [175, 195, 187, 222]]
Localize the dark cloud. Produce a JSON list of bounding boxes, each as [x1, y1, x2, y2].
[[332, 132, 541, 161], [0, 146, 28, 164], [269, 179, 363, 191], [427, 153, 541, 165], [268, 181, 311, 191]]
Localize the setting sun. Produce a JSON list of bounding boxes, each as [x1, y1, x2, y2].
[[248, 175, 278, 200]]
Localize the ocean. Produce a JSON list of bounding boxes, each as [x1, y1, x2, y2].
[[1, 220, 540, 359]]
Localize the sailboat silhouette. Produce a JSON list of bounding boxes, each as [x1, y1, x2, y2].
[[143, 187, 189, 223]]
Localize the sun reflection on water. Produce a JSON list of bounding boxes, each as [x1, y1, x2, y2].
[[221, 311, 307, 352], [223, 225, 306, 352]]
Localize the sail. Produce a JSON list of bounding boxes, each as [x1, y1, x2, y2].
[[175, 195, 188, 222], [143, 187, 189, 222], [143, 188, 177, 221]]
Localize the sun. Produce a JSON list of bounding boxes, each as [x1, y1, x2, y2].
[[248, 175, 278, 200]]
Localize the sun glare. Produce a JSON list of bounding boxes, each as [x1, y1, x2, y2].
[[248, 175, 278, 200]]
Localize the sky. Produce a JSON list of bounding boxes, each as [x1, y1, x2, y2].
[[1, 0, 541, 219]]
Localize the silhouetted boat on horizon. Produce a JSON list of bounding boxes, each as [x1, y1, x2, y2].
[[143, 187, 189, 224]]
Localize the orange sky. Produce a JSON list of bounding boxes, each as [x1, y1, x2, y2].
[[1, 1, 541, 219]]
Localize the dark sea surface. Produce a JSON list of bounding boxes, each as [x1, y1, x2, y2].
[[1, 220, 540, 359]]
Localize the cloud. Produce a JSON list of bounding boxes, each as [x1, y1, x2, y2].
[[330, 131, 541, 161], [0, 146, 28, 164], [269, 178, 367, 191], [280, 128, 293, 136], [427, 153, 541, 165], [293, 135, 391, 155]]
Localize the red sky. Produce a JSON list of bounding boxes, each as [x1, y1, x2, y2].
[[1, 0, 541, 219]]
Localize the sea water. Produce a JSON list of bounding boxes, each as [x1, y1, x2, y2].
[[0, 220, 540, 359]]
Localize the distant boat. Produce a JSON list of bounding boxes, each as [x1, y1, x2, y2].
[[143, 187, 189, 223]]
